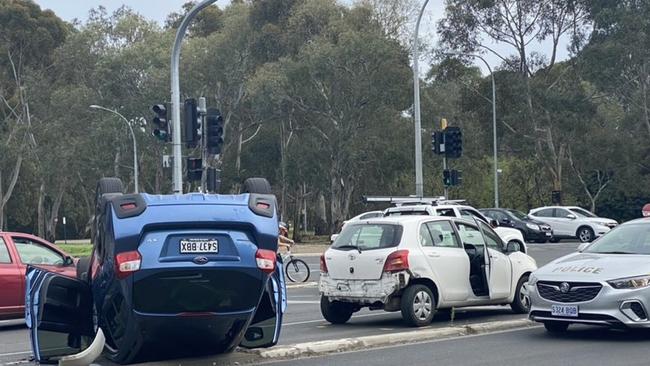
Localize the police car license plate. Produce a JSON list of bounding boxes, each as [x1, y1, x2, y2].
[[551, 305, 578, 317], [180, 239, 219, 254]]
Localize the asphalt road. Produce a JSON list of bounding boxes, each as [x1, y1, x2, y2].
[[266, 325, 650, 366], [0, 241, 579, 366]]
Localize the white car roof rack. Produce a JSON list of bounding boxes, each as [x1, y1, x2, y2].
[[364, 196, 467, 207]]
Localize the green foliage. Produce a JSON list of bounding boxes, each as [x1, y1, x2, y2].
[[3, 0, 650, 241]]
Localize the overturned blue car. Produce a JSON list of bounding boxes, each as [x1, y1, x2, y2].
[[25, 177, 286, 364]]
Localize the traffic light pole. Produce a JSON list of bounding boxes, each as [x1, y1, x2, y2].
[[443, 156, 448, 199], [198, 97, 208, 192], [412, 0, 430, 198], [170, 0, 219, 194]]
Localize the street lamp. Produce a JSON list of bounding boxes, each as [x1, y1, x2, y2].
[[445, 53, 499, 208], [412, 0, 430, 198], [89, 105, 139, 193]]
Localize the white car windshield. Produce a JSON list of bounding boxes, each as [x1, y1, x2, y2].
[[332, 224, 402, 251], [569, 208, 596, 218], [584, 224, 650, 254]]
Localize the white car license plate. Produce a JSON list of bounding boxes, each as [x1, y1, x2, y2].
[[551, 305, 578, 317], [180, 239, 219, 254], [545, 232, 552, 236]]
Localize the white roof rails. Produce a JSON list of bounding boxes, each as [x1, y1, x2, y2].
[[364, 196, 467, 207]]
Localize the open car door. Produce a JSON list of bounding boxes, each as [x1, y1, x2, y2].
[[240, 259, 286, 349], [25, 266, 104, 365]]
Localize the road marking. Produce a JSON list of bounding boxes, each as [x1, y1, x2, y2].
[[287, 300, 320, 304], [283, 312, 390, 326], [0, 351, 30, 357], [0, 319, 25, 327]]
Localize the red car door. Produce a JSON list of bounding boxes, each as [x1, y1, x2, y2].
[[0, 235, 23, 318]]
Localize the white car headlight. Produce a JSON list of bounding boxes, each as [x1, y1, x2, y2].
[[528, 274, 538, 286], [608, 275, 650, 289], [526, 223, 540, 230]]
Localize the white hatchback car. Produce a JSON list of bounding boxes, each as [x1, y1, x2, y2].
[[528, 206, 618, 243], [319, 216, 537, 326]]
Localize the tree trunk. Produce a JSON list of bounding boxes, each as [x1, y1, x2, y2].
[[45, 186, 65, 242], [642, 63, 650, 137], [314, 192, 328, 235], [291, 187, 302, 243], [0, 154, 24, 231], [37, 183, 45, 238], [113, 149, 120, 177]]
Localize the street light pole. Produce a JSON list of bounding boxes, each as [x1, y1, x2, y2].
[[412, 0, 430, 198], [171, 0, 219, 194], [90, 105, 139, 193], [445, 53, 499, 207]]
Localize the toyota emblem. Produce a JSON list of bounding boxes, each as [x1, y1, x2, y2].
[[193, 256, 209, 265], [560, 282, 570, 293]]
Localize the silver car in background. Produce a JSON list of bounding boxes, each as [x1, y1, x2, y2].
[[528, 206, 617, 243], [529, 218, 650, 333]]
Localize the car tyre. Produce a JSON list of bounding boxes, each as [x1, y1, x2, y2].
[[510, 275, 530, 314], [92, 178, 123, 244], [320, 296, 353, 324], [549, 237, 560, 243], [401, 284, 436, 327], [243, 178, 272, 194], [577, 226, 594, 243], [76, 256, 92, 283], [544, 321, 569, 333]]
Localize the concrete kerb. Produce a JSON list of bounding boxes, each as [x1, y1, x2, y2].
[[246, 318, 535, 360], [286, 281, 318, 289]]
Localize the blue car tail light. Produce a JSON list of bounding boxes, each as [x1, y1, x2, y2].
[[115, 251, 142, 279]]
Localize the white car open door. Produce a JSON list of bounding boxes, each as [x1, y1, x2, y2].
[[477, 222, 512, 300]]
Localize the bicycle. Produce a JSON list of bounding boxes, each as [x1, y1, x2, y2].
[[281, 248, 311, 283]]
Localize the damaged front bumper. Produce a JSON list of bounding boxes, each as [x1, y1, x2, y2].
[[319, 271, 410, 304]]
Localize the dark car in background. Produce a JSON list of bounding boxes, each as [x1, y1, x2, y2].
[[480, 208, 553, 243], [25, 178, 285, 365]]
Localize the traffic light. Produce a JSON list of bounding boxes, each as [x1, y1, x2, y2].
[[184, 98, 199, 148], [206, 167, 220, 193], [431, 131, 444, 155], [187, 157, 202, 182], [152, 104, 170, 142], [443, 169, 462, 187], [205, 107, 224, 155], [444, 126, 462, 159], [443, 169, 452, 186], [451, 169, 462, 186]]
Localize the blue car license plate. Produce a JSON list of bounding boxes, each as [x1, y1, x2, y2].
[[180, 239, 219, 254], [551, 304, 578, 317]]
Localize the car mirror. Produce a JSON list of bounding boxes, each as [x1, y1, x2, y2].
[[64, 256, 74, 266], [577, 242, 589, 252], [566, 214, 577, 220], [506, 241, 521, 253], [330, 234, 339, 243], [490, 219, 499, 228]]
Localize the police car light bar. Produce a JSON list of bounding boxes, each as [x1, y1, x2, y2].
[[363, 196, 467, 206]]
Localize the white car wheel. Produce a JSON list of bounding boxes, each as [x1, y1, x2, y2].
[[401, 284, 436, 327]]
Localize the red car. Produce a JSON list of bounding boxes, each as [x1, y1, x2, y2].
[[0, 232, 76, 319]]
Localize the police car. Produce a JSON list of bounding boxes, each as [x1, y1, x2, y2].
[[529, 218, 650, 332]]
